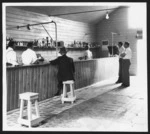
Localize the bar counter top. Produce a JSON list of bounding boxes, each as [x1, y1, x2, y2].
[[7, 57, 117, 68]]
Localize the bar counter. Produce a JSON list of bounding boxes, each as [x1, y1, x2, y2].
[[6, 57, 119, 111]]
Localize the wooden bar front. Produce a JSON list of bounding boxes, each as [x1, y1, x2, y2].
[[6, 57, 119, 111]]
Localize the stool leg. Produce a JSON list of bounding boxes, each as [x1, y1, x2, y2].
[[72, 83, 75, 97], [71, 84, 76, 104], [63, 84, 67, 97], [70, 84, 74, 97], [65, 84, 67, 97], [28, 100, 32, 128], [62, 84, 66, 104], [19, 99, 24, 120], [35, 100, 40, 117]]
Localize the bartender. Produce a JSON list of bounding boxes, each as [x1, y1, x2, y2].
[[6, 41, 18, 66], [21, 42, 39, 65], [79, 45, 93, 60]]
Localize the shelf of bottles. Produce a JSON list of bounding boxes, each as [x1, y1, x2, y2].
[[6, 37, 101, 49], [6, 37, 56, 49]]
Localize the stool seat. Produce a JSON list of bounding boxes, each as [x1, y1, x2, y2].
[[63, 80, 74, 84], [19, 92, 39, 100], [61, 80, 76, 104], [18, 92, 43, 128]]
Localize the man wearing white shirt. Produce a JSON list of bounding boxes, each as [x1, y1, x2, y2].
[[22, 42, 38, 65], [116, 42, 125, 83], [118, 42, 125, 58], [84, 45, 93, 60], [120, 42, 132, 87], [6, 41, 18, 66]]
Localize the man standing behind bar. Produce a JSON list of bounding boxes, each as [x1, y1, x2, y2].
[[6, 41, 18, 66], [84, 45, 93, 60], [49, 47, 75, 96], [120, 42, 132, 87], [116, 42, 125, 83], [22, 42, 38, 65]]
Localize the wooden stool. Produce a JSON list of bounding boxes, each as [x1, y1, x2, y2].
[[61, 80, 76, 104], [18, 92, 43, 128]]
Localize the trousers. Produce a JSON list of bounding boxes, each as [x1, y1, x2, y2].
[[121, 59, 131, 86], [55, 81, 63, 95], [117, 58, 123, 82]]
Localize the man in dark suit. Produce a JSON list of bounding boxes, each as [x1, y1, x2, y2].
[[49, 47, 75, 96]]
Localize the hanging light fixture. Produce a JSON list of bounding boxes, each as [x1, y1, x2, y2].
[[27, 24, 31, 30], [106, 11, 109, 19], [17, 26, 20, 29]]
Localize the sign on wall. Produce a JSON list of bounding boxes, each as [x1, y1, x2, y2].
[[102, 40, 109, 45], [136, 30, 143, 39]]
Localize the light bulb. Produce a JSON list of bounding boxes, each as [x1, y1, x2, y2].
[[106, 12, 109, 19]]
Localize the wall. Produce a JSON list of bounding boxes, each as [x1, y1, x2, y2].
[[6, 7, 96, 46], [6, 7, 102, 63], [96, 7, 139, 75], [6, 6, 140, 76]]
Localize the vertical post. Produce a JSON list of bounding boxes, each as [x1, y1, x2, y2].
[[112, 33, 114, 56], [52, 21, 58, 57]]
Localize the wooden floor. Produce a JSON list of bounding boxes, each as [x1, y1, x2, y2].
[[4, 76, 148, 131]]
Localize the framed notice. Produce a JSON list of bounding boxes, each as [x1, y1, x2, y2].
[[136, 30, 143, 39], [102, 40, 109, 45]]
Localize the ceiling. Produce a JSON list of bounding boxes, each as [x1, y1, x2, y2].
[[14, 5, 120, 24]]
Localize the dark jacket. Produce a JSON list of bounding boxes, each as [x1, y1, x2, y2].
[[50, 54, 75, 81]]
